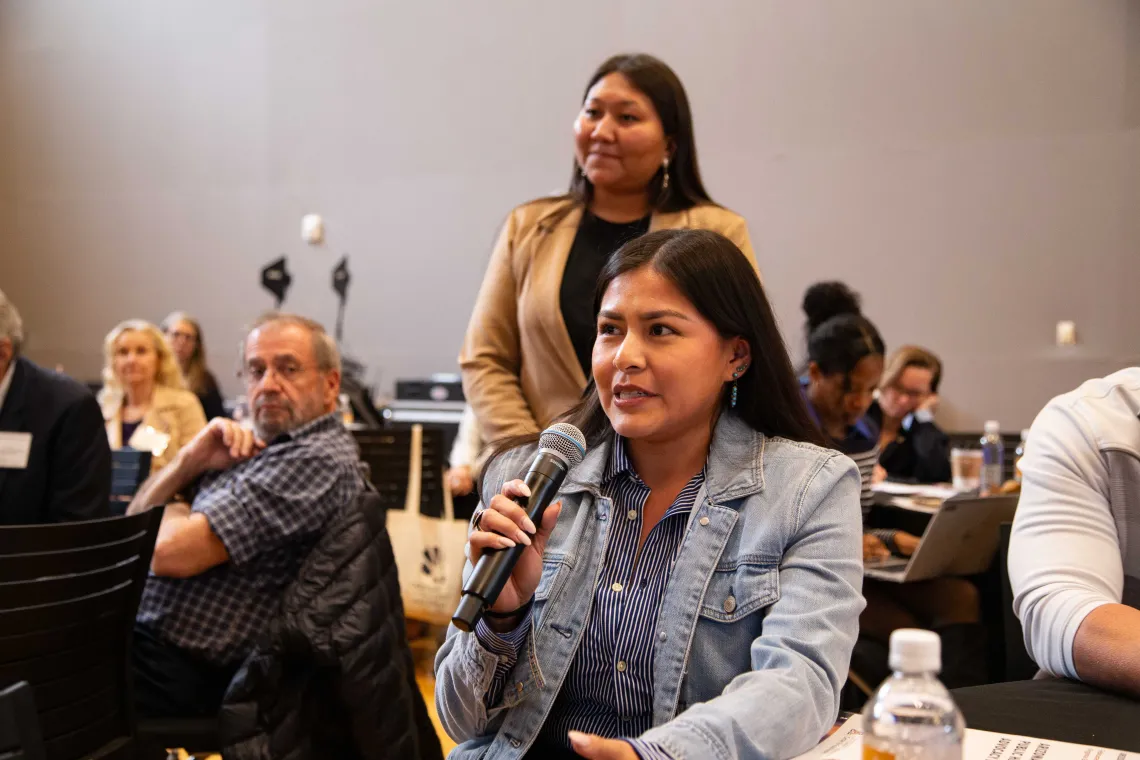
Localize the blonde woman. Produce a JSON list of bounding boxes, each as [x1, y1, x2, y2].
[[162, 312, 226, 420], [98, 320, 206, 472]]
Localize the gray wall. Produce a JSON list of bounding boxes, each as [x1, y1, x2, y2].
[[1, 0, 1137, 430]]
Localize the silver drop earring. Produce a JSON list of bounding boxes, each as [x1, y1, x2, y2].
[[661, 156, 670, 191]]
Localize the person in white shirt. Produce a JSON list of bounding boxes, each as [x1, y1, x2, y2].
[[446, 405, 485, 498], [1009, 367, 1140, 696]]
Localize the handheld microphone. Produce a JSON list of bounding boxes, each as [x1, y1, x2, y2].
[[451, 423, 587, 632]]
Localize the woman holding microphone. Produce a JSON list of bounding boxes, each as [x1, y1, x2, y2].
[[436, 230, 861, 760], [460, 53, 757, 450]]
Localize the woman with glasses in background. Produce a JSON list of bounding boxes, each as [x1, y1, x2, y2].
[[867, 345, 951, 484], [162, 312, 227, 421], [799, 284, 985, 687]]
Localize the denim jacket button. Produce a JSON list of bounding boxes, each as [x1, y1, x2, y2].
[[724, 595, 737, 614], [699, 516, 710, 526], [658, 631, 667, 641]]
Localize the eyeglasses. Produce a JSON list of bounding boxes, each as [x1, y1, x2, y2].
[[891, 386, 928, 401], [239, 359, 310, 386]]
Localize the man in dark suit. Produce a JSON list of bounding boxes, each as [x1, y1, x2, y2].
[[0, 290, 110, 524]]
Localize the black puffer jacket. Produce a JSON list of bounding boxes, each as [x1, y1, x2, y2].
[[220, 489, 443, 760]]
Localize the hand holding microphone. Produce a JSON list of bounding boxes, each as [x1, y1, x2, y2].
[[466, 479, 563, 629], [452, 424, 587, 632]]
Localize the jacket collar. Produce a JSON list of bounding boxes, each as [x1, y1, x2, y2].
[[563, 413, 765, 502]]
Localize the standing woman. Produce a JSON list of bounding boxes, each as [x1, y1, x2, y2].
[[460, 53, 757, 447], [437, 230, 862, 760], [98, 320, 206, 473], [162, 311, 227, 420]]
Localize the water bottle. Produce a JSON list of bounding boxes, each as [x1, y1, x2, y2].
[[979, 420, 1003, 495], [1014, 429, 1029, 484], [338, 393, 355, 426], [863, 629, 965, 760]]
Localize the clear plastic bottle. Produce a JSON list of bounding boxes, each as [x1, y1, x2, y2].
[[1014, 429, 1029, 484], [979, 420, 1004, 495], [862, 629, 965, 760], [338, 393, 355, 426]]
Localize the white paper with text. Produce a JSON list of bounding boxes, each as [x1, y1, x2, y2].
[[793, 716, 1137, 760]]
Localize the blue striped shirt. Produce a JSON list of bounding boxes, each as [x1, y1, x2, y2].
[[476, 436, 703, 759]]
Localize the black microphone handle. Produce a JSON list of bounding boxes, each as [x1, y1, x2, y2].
[[451, 455, 568, 632]]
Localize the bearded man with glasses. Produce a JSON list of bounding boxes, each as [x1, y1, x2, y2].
[[126, 312, 365, 718]]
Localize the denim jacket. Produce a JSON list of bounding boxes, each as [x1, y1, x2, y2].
[[434, 414, 865, 760]]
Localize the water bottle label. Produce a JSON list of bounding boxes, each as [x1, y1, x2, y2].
[[863, 746, 895, 760]]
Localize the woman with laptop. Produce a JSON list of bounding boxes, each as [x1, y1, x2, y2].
[[799, 282, 986, 688]]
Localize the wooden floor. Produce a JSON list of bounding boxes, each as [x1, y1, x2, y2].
[[411, 627, 458, 754], [417, 667, 457, 754]]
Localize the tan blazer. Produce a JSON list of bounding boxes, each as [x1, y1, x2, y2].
[[100, 385, 207, 472], [459, 196, 758, 445]]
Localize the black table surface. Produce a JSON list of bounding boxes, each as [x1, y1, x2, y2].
[[953, 678, 1140, 751]]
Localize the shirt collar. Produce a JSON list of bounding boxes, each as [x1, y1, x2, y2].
[[601, 434, 710, 491], [603, 435, 638, 485], [0, 360, 16, 414], [268, 410, 343, 446]]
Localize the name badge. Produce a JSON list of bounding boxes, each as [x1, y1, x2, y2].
[[0, 432, 32, 469], [128, 425, 172, 458]]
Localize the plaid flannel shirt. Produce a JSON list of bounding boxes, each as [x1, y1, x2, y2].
[[136, 412, 364, 665]]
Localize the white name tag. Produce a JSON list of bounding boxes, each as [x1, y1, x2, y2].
[[0, 432, 32, 469], [128, 425, 172, 458]]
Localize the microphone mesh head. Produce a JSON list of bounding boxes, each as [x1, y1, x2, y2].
[[538, 423, 587, 468]]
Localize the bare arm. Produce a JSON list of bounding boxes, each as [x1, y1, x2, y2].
[[126, 455, 196, 516], [150, 502, 230, 577], [128, 418, 264, 515], [127, 419, 264, 578], [1072, 604, 1140, 696]]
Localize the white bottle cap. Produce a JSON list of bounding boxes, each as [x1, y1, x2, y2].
[[889, 629, 941, 673], [984, 420, 1000, 435]]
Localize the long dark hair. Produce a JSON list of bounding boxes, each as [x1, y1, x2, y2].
[[568, 53, 713, 214], [485, 229, 826, 475], [802, 282, 885, 389]]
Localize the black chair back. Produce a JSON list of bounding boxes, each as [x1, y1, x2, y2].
[[0, 681, 45, 760], [353, 428, 447, 518], [0, 510, 163, 760], [109, 449, 152, 514]]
